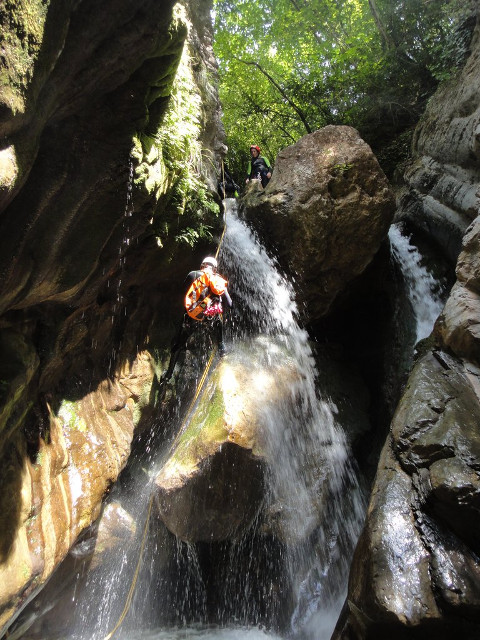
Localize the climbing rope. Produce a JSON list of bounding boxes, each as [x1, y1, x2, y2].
[[102, 493, 154, 640], [102, 167, 229, 639], [102, 347, 217, 640]]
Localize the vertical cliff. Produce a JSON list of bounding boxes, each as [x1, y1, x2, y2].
[[0, 0, 225, 632], [337, 13, 480, 640], [396, 13, 480, 263]]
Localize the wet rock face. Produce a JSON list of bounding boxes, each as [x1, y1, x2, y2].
[[0, 0, 224, 633], [396, 21, 480, 264], [154, 341, 292, 543], [436, 216, 480, 364], [241, 126, 395, 323], [154, 338, 344, 545], [340, 351, 480, 639], [336, 16, 480, 639]]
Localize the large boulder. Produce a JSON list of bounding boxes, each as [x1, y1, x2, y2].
[[155, 339, 296, 542], [396, 20, 480, 263], [241, 126, 395, 322], [154, 337, 345, 545], [337, 351, 480, 639]]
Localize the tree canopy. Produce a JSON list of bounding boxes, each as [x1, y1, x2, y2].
[[213, 0, 476, 180]]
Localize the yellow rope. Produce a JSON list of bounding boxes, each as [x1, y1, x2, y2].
[[102, 346, 217, 640], [103, 190, 229, 639], [102, 493, 154, 640], [216, 225, 226, 260]]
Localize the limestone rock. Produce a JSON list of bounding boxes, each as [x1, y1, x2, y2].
[[241, 126, 395, 322], [78, 502, 137, 571], [435, 217, 480, 364], [155, 338, 334, 544], [154, 341, 288, 542], [339, 351, 480, 638], [0, 0, 224, 632], [396, 21, 480, 263], [347, 440, 441, 632]]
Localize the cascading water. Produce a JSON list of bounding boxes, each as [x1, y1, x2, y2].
[[12, 200, 366, 640], [218, 203, 366, 638], [389, 222, 447, 343]]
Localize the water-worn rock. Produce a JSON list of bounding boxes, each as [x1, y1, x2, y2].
[[396, 21, 480, 263], [241, 126, 395, 322], [155, 338, 338, 544], [436, 217, 480, 364], [0, 376, 135, 633], [336, 16, 480, 639], [336, 351, 480, 639], [155, 341, 292, 542], [0, 0, 224, 633]]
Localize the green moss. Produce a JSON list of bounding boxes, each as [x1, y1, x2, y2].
[[132, 4, 220, 252], [331, 162, 354, 176], [0, 0, 49, 115], [21, 561, 31, 580], [57, 400, 87, 433], [34, 449, 44, 467], [170, 378, 228, 468]]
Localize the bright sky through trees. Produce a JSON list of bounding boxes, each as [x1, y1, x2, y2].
[[212, 0, 475, 180]]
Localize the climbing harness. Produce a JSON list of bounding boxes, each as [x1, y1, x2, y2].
[[185, 271, 227, 320], [102, 164, 229, 640]]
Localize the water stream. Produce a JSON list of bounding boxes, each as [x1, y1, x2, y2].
[[15, 200, 370, 640], [388, 222, 447, 343]]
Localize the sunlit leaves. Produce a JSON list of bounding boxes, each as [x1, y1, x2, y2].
[[213, 0, 475, 179]]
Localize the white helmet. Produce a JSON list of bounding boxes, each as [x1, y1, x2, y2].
[[201, 256, 217, 269]]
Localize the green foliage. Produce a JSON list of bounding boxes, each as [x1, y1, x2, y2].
[[0, 0, 49, 114], [134, 5, 220, 250], [332, 162, 354, 176], [213, 0, 476, 179]]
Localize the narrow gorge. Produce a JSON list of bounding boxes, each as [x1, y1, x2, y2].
[[0, 2, 479, 640]]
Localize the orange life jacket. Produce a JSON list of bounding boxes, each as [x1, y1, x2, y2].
[[185, 271, 227, 321]]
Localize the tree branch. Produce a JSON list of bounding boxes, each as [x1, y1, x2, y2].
[[233, 56, 313, 134]]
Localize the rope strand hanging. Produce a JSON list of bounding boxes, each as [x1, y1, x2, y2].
[[102, 170, 229, 640]]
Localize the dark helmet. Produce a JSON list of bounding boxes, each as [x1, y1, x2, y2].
[[250, 145, 261, 153]]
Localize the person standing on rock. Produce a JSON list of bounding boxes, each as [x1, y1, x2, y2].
[[161, 256, 232, 382], [246, 145, 272, 188]]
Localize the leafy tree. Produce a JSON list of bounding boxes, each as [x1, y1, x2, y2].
[[213, 0, 476, 180]]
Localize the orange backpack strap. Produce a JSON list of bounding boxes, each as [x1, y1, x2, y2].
[[208, 274, 227, 296], [185, 273, 212, 320]]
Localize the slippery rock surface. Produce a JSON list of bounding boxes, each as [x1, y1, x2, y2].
[[0, 0, 224, 633], [396, 20, 480, 263], [436, 216, 480, 364], [241, 126, 395, 323], [155, 338, 338, 545], [0, 369, 140, 633], [337, 351, 480, 639], [155, 340, 293, 542], [337, 17, 480, 639]]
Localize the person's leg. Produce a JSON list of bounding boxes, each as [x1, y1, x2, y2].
[[163, 315, 191, 380], [214, 314, 226, 356]]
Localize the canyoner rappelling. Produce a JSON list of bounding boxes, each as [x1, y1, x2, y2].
[[0, 0, 478, 638], [160, 254, 232, 385]]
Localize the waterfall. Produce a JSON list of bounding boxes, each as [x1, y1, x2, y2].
[[389, 223, 446, 343], [12, 200, 366, 640], [218, 203, 366, 637]]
